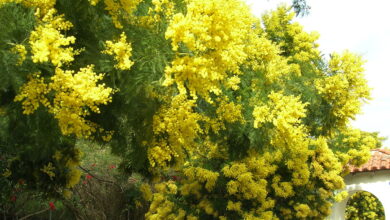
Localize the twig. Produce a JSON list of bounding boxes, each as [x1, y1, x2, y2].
[[78, 166, 124, 192], [19, 208, 49, 220]]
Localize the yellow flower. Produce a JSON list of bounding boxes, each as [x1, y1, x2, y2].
[[1, 0, 56, 15], [11, 44, 27, 65], [315, 51, 370, 127], [183, 167, 219, 192], [66, 167, 81, 188], [2, 169, 11, 178], [164, 0, 258, 99], [29, 9, 77, 67], [150, 94, 204, 168], [335, 191, 348, 202], [140, 183, 153, 201], [63, 189, 72, 199], [103, 32, 134, 70], [227, 200, 242, 213], [294, 204, 311, 218], [14, 73, 49, 114], [41, 162, 56, 180], [216, 98, 244, 123], [88, 0, 99, 5], [49, 66, 114, 137]]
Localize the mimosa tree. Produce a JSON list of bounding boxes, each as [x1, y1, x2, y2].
[[0, 0, 381, 219]]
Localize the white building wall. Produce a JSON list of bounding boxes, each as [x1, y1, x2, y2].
[[329, 170, 390, 219]]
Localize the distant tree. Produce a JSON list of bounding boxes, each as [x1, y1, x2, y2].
[[292, 0, 310, 16]]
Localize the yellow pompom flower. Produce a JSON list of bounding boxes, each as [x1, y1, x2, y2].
[[140, 183, 153, 201], [103, 32, 134, 70], [41, 162, 56, 180], [49, 66, 114, 137], [11, 44, 27, 65], [164, 0, 258, 99], [294, 204, 311, 218], [29, 9, 77, 67], [14, 73, 50, 114]]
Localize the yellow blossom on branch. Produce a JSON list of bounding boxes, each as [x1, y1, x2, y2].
[[103, 32, 134, 70], [29, 9, 77, 67], [11, 44, 27, 65]]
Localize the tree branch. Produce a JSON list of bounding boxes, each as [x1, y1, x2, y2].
[[19, 208, 49, 220], [78, 166, 124, 192]]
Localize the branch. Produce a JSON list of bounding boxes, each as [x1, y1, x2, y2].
[[78, 166, 124, 192], [19, 208, 49, 220], [15, 193, 39, 215]]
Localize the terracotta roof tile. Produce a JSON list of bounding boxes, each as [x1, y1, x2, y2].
[[349, 149, 390, 173]]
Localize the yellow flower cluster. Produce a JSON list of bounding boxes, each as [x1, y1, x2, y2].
[[100, 0, 174, 28], [294, 204, 311, 218], [332, 127, 378, 170], [216, 154, 280, 218], [29, 9, 77, 67], [146, 181, 188, 220], [52, 148, 83, 192], [222, 160, 269, 203], [15, 66, 114, 138], [88, 0, 99, 6], [245, 35, 300, 83], [62, 189, 72, 199], [198, 199, 218, 217], [0, 0, 55, 15], [49, 66, 114, 137], [164, 0, 257, 99], [146, 144, 348, 219], [139, 0, 174, 27], [189, 137, 227, 160], [346, 191, 385, 220], [14, 73, 49, 114], [252, 92, 314, 187], [155, 180, 178, 194], [334, 191, 348, 202], [183, 167, 219, 192], [271, 175, 294, 198], [102, 0, 142, 28], [140, 183, 153, 201], [316, 51, 371, 126], [180, 180, 202, 198], [103, 32, 134, 70], [216, 98, 243, 124], [2, 169, 11, 178], [146, 168, 219, 219], [226, 200, 242, 213], [147, 147, 342, 219], [11, 8, 115, 138], [66, 164, 81, 189], [41, 162, 56, 179], [253, 91, 307, 130], [262, 7, 320, 63], [11, 44, 27, 65], [310, 138, 344, 190], [147, 143, 174, 169], [149, 94, 203, 168], [225, 76, 241, 91]]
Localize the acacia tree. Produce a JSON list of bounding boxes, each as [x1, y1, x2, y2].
[[0, 0, 382, 219]]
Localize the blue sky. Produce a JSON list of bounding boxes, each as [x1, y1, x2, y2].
[[246, 0, 390, 147]]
